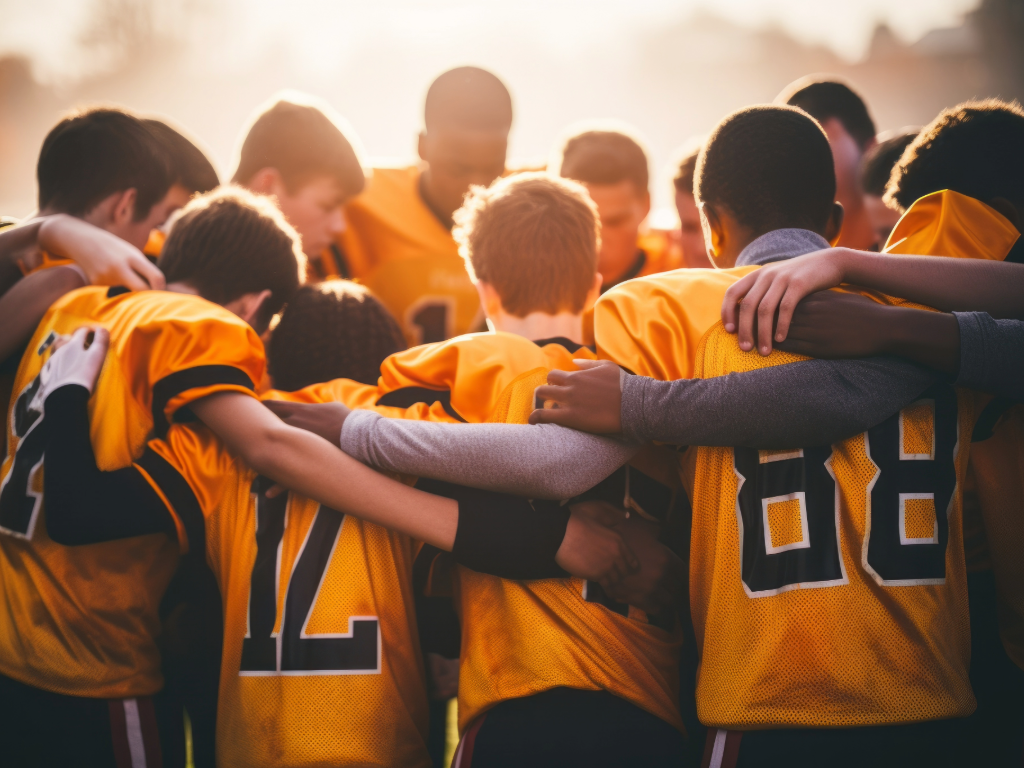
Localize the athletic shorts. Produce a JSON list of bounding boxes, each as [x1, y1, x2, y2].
[[0, 671, 163, 768], [452, 687, 689, 768]]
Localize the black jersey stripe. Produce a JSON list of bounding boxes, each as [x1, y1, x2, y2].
[[135, 446, 206, 556], [376, 386, 466, 422], [151, 365, 255, 437]]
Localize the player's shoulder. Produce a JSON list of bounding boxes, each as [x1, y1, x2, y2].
[[98, 289, 253, 336], [600, 264, 756, 307], [347, 164, 420, 213]]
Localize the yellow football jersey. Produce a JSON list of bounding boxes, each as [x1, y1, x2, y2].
[[688, 321, 979, 728], [337, 166, 482, 345], [451, 365, 685, 734], [143, 385, 430, 767], [143, 228, 166, 262], [0, 286, 264, 699], [885, 188, 1024, 671]]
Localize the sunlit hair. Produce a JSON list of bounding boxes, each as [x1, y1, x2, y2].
[[454, 172, 599, 317], [777, 76, 876, 150], [269, 280, 405, 391], [554, 122, 651, 195], [38, 106, 171, 220], [232, 91, 366, 198], [696, 105, 836, 236], [886, 100, 1024, 212], [424, 66, 513, 133], [860, 129, 918, 198], [144, 117, 219, 195], [159, 186, 306, 332], [671, 137, 704, 196]]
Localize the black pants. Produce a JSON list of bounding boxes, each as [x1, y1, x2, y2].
[[0, 671, 163, 768], [454, 687, 690, 768]]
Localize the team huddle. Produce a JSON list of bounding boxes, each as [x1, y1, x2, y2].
[[0, 65, 1022, 768]]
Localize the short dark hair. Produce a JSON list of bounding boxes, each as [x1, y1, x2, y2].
[[37, 107, 171, 220], [778, 77, 876, 150], [159, 186, 305, 330], [557, 128, 649, 194], [696, 105, 836, 235], [232, 97, 365, 198], [672, 143, 702, 195], [860, 129, 918, 197], [144, 118, 219, 194], [424, 66, 513, 133], [886, 100, 1024, 211], [268, 280, 406, 391]]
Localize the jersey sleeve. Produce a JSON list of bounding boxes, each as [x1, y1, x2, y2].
[[136, 424, 238, 556], [123, 303, 266, 437], [264, 378, 447, 421]]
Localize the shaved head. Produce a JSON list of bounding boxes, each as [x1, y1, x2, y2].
[[424, 66, 513, 134]]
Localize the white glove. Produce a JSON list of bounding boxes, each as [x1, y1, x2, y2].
[[28, 326, 110, 413]]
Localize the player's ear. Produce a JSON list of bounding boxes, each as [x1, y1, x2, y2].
[[110, 188, 138, 228], [247, 168, 287, 199], [987, 197, 1020, 228], [639, 189, 652, 219], [474, 280, 503, 321], [223, 289, 273, 330], [699, 202, 724, 260], [417, 132, 429, 163], [825, 202, 845, 246], [583, 273, 603, 312]]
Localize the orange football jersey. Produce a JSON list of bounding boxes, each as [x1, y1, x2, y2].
[[885, 188, 1024, 670], [687, 322, 979, 728], [337, 166, 482, 345], [143, 383, 430, 767], [0, 286, 264, 699]]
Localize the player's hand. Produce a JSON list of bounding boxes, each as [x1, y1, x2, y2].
[[602, 516, 684, 616], [529, 359, 623, 434], [722, 247, 850, 355], [777, 290, 898, 359], [39, 214, 165, 291], [263, 400, 351, 446], [556, 501, 639, 589], [30, 326, 109, 413]]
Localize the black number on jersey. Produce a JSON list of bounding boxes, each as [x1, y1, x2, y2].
[[406, 297, 454, 345], [240, 477, 380, 675], [736, 384, 959, 595], [0, 373, 47, 538]]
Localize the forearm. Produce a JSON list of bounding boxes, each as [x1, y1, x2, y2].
[[878, 308, 961, 373], [838, 249, 1024, 319], [621, 356, 940, 448], [953, 312, 1024, 400], [339, 410, 640, 500], [0, 218, 44, 295]]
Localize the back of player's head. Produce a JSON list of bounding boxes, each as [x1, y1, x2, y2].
[[672, 142, 702, 196], [886, 100, 1024, 211], [268, 280, 405, 391], [696, 105, 836, 235], [556, 127, 649, 195], [454, 172, 599, 316], [144, 118, 219, 195], [778, 77, 876, 150], [37, 107, 171, 219], [159, 186, 305, 328], [424, 67, 513, 134], [860, 129, 918, 198], [232, 95, 365, 198]]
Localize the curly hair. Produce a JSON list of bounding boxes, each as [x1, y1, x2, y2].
[[268, 280, 406, 391], [696, 105, 836, 235], [886, 100, 1024, 211]]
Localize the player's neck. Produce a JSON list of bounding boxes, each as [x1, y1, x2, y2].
[[486, 311, 585, 345], [165, 282, 199, 295]]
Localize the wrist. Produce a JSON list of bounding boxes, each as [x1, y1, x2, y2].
[[885, 308, 961, 373]]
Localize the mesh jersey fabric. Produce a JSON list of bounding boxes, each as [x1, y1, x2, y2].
[[337, 165, 481, 345], [885, 188, 1024, 671], [144, 386, 430, 768], [0, 286, 264, 699], [687, 318, 980, 728]]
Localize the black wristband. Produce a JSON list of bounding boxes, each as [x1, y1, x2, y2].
[[418, 478, 571, 580]]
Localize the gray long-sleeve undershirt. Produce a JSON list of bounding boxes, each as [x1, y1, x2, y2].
[[339, 356, 939, 500], [953, 312, 1024, 401]]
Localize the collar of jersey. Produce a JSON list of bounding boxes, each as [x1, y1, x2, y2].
[[736, 228, 831, 267]]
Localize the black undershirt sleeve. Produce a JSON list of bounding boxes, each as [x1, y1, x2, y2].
[[417, 478, 570, 580], [43, 385, 177, 545]]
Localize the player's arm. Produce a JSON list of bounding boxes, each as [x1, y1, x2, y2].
[[0, 266, 88, 364], [721, 247, 1024, 355], [0, 214, 164, 296]]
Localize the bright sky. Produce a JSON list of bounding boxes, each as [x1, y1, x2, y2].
[[1, 0, 981, 78]]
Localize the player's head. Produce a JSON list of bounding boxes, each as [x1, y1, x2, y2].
[[555, 125, 651, 286], [159, 186, 306, 335], [671, 139, 709, 268], [418, 67, 513, 225], [454, 172, 601, 320], [143, 117, 219, 228], [860, 128, 917, 248], [886, 100, 1024, 231], [36, 107, 172, 250], [695, 105, 841, 268], [268, 280, 405, 391], [233, 94, 365, 256], [778, 77, 876, 151]]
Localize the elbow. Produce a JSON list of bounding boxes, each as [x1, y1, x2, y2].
[[233, 422, 294, 478]]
